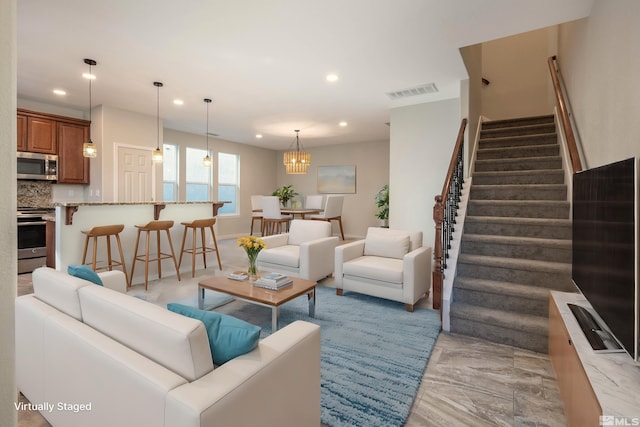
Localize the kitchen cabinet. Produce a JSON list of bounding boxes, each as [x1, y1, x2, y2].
[[17, 109, 91, 184], [17, 115, 58, 154], [46, 219, 55, 268], [17, 114, 27, 151], [57, 122, 90, 184]]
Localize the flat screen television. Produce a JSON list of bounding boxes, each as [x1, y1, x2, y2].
[[572, 157, 639, 361]]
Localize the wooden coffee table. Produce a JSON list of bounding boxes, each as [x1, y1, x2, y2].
[[198, 276, 317, 331]]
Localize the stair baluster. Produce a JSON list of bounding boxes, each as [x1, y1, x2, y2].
[[433, 118, 467, 311]]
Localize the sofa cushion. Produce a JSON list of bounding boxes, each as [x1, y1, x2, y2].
[[364, 228, 410, 259], [167, 303, 261, 365], [259, 245, 300, 268], [288, 220, 331, 246], [78, 285, 214, 382], [67, 264, 103, 286], [32, 267, 91, 321], [343, 256, 404, 284], [407, 231, 423, 252]]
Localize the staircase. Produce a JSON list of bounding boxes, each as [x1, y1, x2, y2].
[[449, 114, 576, 353]]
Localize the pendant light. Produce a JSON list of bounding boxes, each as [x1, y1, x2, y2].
[[152, 81, 164, 163], [283, 130, 311, 174], [82, 58, 97, 158], [203, 98, 212, 167]]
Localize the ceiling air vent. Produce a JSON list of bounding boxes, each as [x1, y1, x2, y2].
[[386, 83, 438, 100]]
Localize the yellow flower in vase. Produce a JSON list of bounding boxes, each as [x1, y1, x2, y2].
[[237, 236, 266, 279]]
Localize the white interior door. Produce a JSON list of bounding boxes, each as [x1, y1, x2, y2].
[[117, 146, 153, 202]]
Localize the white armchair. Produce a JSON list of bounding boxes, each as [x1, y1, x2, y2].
[[334, 227, 431, 312], [257, 220, 339, 281]]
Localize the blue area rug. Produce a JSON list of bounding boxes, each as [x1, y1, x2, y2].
[[216, 286, 441, 427]]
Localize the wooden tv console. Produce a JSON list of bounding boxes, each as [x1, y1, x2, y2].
[[549, 292, 640, 426]]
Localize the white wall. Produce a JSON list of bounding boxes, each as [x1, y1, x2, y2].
[[558, 0, 640, 168], [390, 98, 462, 248], [481, 27, 558, 120], [0, 0, 17, 425], [275, 139, 390, 238]]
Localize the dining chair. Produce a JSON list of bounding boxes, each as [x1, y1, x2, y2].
[[304, 194, 324, 211], [261, 196, 293, 236], [308, 195, 345, 240], [250, 195, 263, 235]]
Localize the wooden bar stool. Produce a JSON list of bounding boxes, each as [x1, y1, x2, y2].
[[81, 224, 129, 285], [178, 218, 222, 277], [129, 220, 181, 290]]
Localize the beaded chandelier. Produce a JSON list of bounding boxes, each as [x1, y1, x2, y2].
[[283, 130, 310, 174]]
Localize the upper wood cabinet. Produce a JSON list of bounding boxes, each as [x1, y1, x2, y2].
[[57, 122, 90, 184], [17, 109, 91, 184], [18, 114, 58, 154], [17, 114, 27, 151]]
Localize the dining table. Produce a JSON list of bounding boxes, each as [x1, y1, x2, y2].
[[280, 208, 321, 219]]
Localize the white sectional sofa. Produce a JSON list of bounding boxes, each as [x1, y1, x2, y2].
[[15, 267, 321, 427]]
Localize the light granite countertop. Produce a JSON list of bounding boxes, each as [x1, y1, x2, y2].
[[53, 201, 229, 207], [54, 201, 230, 225]]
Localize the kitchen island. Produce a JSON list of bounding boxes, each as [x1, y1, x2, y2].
[[53, 201, 227, 287]]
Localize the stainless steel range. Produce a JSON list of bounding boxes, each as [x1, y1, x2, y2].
[[17, 208, 52, 274]]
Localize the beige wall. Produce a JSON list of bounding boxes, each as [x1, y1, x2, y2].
[[460, 43, 483, 165], [164, 128, 278, 238], [17, 97, 85, 119], [98, 105, 162, 201], [275, 140, 390, 238], [481, 27, 558, 120], [390, 98, 462, 249], [558, 0, 640, 168], [1, 0, 17, 425]]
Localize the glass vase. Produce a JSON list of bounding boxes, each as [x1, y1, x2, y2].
[[247, 256, 258, 281]]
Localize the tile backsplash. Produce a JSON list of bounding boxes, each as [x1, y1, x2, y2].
[[17, 180, 53, 208]]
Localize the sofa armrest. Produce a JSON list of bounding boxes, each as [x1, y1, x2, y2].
[[334, 240, 365, 287], [260, 233, 290, 250], [402, 246, 432, 305], [165, 321, 321, 427], [97, 270, 127, 293], [299, 236, 339, 281]]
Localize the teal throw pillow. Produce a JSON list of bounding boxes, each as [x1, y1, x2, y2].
[[67, 265, 103, 286], [167, 303, 261, 365]]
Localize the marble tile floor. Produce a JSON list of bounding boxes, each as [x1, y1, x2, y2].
[[16, 237, 567, 426]]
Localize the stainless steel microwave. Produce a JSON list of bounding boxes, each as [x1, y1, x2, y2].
[[17, 152, 58, 181]]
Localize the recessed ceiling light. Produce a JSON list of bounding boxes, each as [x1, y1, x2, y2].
[[339, 121, 348, 127], [173, 99, 184, 106], [53, 89, 66, 96], [256, 134, 263, 139], [326, 73, 339, 82], [82, 73, 96, 80]]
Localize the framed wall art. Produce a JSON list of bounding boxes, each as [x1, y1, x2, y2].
[[317, 165, 356, 193]]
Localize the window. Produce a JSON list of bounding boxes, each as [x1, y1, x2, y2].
[[162, 144, 178, 201], [185, 147, 211, 201], [218, 152, 239, 215]]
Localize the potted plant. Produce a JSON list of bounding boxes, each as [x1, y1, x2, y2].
[[375, 184, 389, 227], [272, 185, 298, 207]]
